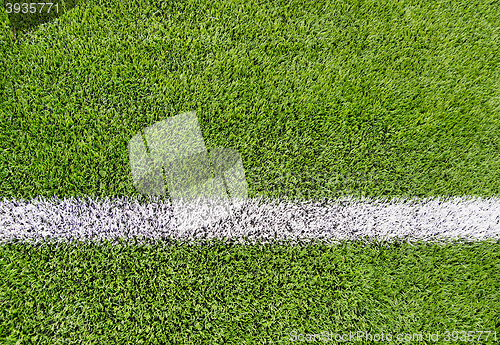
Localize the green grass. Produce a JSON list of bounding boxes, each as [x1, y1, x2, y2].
[[1, 239, 499, 344], [1, 0, 499, 202], [1, 0, 500, 343]]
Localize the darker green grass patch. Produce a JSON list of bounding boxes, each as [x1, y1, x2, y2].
[[1, 238, 499, 344]]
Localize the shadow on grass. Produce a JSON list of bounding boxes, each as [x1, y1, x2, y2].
[[5, 0, 80, 41]]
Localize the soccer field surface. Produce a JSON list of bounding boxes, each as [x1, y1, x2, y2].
[[1, 0, 500, 343]]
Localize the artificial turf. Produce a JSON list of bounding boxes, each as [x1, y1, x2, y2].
[[1, 0, 499, 202], [1, 0, 500, 343], [1, 238, 499, 344]]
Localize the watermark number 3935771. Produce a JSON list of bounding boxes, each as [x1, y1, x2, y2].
[[5, 2, 59, 14]]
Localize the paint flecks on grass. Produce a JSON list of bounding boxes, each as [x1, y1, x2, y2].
[[1, 195, 499, 246]]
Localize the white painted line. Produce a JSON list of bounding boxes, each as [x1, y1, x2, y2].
[[1, 195, 499, 245]]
